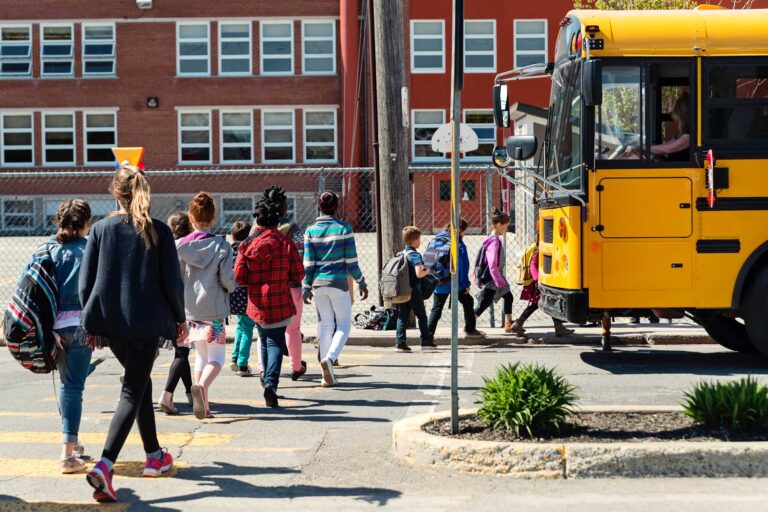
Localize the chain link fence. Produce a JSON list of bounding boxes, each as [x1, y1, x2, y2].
[[0, 166, 540, 328]]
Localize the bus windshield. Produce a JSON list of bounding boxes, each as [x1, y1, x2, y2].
[[545, 60, 582, 191]]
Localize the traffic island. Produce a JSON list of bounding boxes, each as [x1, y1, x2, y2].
[[392, 407, 768, 478]]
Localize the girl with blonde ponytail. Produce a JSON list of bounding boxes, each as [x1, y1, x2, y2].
[[80, 163, 187, 502]]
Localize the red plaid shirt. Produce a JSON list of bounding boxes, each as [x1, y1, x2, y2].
[[235, 227, 304, 326]]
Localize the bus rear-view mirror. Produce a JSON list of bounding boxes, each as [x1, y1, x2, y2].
[[493, 84, 510, 128], [505, 135, 538, 161], [583, 59, 602, 107]]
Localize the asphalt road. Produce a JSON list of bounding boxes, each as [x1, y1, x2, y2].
[[1, 341, 767, 511]]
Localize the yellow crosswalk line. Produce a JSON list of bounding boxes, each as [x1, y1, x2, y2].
[[0, 459, 187, 479], [0, 432, 233, 447], [0, 500, 129, 511]]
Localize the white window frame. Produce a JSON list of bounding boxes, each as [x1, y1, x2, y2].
[[261, 108, 295, 163], [462, 109, 496, 162], [176, 21, 210, 77], [83, 110, 118, 165], [219, 109, 254, 164], [411, 109, 445, 162], [82, 23, 116, 77], [303, 108, 337, 163], [514, 19, 548, 69], [0, 24, 32, 78], [301, 20, 335, 76], [0, 112, 34, 167], [42, 111, 76, 166], [44, 196, 116, 230], [219, 21, 252, 76], [40, 23, 74, 77], [178, 109, 212, 164], [410, 20, 444, 74], [463, 20, 496, 74], [260, 20, 294, 76], [1, 198, 35, 233], [221, 196, 255, 229]]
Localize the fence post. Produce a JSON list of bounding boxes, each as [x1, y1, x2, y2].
[[485, 168, 495, 328]]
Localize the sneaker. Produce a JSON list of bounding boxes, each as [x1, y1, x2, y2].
[[60, 456, 86, 474], [86, 460, 116, 503], [395, 343, 412, 352], [464, 330, 486, 339], [157, 392, 178, 415], [190, 384, 206, 420], [420, 341, 438, 350], [291, 361, 307, 381], [333, 359, 341, 367], [143, 449, 173, 477], [320, 358, 336, 387], [72, 442, 85, 459], [264, 386, 279, 407], [236, 366, 253, 377], [230, 358, 239, 372]]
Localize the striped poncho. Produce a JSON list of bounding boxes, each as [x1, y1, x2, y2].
[[303, 215, 367, 292]]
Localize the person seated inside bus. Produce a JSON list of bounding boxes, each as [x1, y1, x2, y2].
[[625, 93, 690, 161]]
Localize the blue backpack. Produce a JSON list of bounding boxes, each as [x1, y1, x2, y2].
[[423, 234, 451, 284]]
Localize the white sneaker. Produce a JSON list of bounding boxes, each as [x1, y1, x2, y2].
[[320, 358, 336, 387]]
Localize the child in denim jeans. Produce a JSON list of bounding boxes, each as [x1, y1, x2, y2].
[[395, 226, 436, 352]]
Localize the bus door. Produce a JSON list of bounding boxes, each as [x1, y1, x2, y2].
[[590, 61, 697, 306]]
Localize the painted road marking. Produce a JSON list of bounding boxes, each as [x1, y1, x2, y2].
[[0, 459, 187, 478], [0, 431, 232, 447]]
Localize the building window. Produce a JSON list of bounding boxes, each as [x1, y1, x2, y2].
[[82, 23, 116, 76], [45, 197, 115, 229], [84, 111, 117, 165], [0, 25, 32, 77], [438, 180, 450, 201], [463, 110, 496, 160], [219, 22, 251, 76], [411, 20, 444, 73], [412, 110, 444, 161], [461, 180, 476, 201], [304, 109, 337, 162], [220, 110, 253, 163], [464, 20, 495, 73], [1, 198, 34, 233], [221, 197, 254, 228], [41, 25, 74, 76], [514, 20, 547, 68], [261, 21, 293, 75], [302, 21, 335, 75], [177, 22, 210, 76], [178, 111, 211, 163], [262, 110, 294, 163], [43, 112, 75, 165], [1, 113, 33, 166]]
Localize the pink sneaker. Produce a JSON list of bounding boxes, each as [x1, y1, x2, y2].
[[143, 449, 173, 477], [86, 460, 116, 502]]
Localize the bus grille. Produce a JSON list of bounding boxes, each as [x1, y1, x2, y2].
[[542, 254, 553, 274], [542, 218, 554, 243]]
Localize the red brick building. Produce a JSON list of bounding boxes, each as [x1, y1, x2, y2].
[[0, 0, 573, 234]]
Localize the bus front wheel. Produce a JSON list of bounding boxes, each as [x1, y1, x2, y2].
[[702, 315, 756, 353], [745, 265, 768, 357]]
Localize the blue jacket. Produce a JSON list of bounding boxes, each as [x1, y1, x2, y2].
[[434, 231, 471, 295], [48, 236, 87, 312]]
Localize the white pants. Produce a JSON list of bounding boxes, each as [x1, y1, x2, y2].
[[194, 341, 226, 373], [314, 286, 352, 363]]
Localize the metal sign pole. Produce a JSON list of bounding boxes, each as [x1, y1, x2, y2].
[[449, 0, 464, 435]]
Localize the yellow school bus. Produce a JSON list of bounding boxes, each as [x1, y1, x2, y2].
[[492, 7, 768, 354]]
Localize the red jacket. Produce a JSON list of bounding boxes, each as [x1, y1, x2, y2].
[[235, 227, 304, 326]]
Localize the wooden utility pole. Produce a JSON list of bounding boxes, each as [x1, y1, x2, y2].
[[372, 0, 411, 262]]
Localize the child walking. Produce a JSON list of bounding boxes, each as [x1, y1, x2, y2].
[[395, 226, 436, 352], [177, 192, 237, 419], [229, 220, 256, 377], [82, 164, 186, 502], [474, 209, 515, 332], [158, 211, 194, 414], [47, 200, 93, 474], [279, 215, 307, 381]]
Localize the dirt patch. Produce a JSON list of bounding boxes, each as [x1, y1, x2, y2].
[[423, 411, 768, 443]]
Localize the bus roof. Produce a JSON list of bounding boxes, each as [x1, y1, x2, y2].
[[570, 8, 768, 57]]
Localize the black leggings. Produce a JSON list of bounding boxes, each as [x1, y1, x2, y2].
[[474, 287, 513, 317], [164, 346, 192, 394], [102, 338, 160, 463]]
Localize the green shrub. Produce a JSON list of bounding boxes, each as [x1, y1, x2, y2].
[[683, 377, 768, 432], [475, 363, 578, 438]]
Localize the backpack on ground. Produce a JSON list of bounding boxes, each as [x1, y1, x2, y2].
[[3, 243, 59, 374], [423, 234, 451, 284], [354, 305, 396, 331], [516, 243, 537, 287], [379, 252, 412, 304]]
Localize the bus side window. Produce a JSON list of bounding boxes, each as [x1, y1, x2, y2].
[[596, 66, 646, 161]]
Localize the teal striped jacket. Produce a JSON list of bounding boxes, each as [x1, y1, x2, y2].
[[303, 215, 366, 292]]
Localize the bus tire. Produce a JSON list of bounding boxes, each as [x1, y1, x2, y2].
[[745, 265, 768, 357], [702, 315, 756, 353]]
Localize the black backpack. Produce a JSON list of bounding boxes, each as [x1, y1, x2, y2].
[[473, 241, 496, 287], [354, 305, 396, 331], [423, 234, 451, 283]]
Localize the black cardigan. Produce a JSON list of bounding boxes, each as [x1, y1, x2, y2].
[[79, 215, 185, 340]]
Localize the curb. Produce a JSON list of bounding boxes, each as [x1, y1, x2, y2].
[[392, 408, 768, 478], [342, 334, 714, 348]]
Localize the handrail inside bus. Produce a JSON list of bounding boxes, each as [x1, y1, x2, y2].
[[498, 164, 588, 222]]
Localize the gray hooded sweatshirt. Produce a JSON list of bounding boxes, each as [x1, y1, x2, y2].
[[177, 233, 237, 322]]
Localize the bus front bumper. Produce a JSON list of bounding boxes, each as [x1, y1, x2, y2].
[[539, 284, 589, 325]]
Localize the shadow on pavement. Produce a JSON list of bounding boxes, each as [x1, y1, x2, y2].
[[580, 349, 768, 376]]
